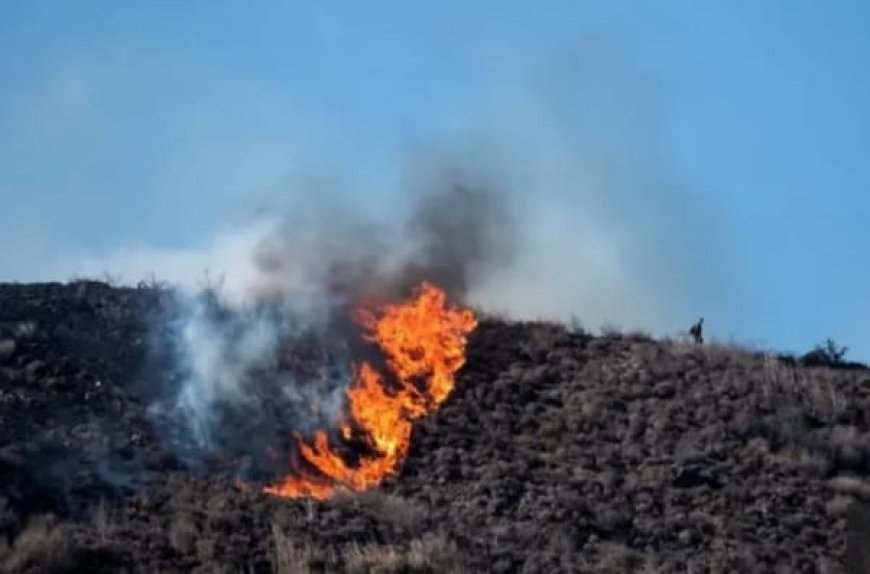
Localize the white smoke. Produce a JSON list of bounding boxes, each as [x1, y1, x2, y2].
[[135, 170, 517, 459], [70, 219, 276, 304], [17, 39, 726, 459], [172, 295, 280, 447]]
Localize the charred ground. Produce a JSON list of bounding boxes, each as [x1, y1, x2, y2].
[[1, 281, 870, 573]]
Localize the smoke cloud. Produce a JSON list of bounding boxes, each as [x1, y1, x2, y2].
[[63, 122, 725, 472], [137, 166, 517, 471], [23, 42, 726, 473], [20, 38, 726, 341]]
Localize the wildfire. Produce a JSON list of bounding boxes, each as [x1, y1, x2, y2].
[[264, 281, 477, 499]]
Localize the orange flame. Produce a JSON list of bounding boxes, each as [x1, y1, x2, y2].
[[264, 281, 477, 499]]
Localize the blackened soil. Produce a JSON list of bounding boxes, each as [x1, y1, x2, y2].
[[1, 281, 869, 573]]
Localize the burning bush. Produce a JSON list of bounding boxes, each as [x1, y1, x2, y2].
[[265, 281, 477, 499]]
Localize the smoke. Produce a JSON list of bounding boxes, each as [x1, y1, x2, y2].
[[171, 296, 281, 447], [71, 124, 724, 471], [40, 41, 726, 473], [399, 168, 516, 299], [25, 36, 727, 340], [140, 166, 516, 470], [242, 166, 516, 306], [456, 43, 727, 333]]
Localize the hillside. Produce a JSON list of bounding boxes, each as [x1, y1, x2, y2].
[[1, 281, 869, 573]]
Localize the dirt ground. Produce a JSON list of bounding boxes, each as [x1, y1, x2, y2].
[[1, 281, 869, 573]]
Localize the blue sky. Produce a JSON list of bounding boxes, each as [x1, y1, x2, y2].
[[1, 2, 868, 360]]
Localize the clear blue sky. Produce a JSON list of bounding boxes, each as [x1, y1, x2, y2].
[[1, 2, 868, 360]]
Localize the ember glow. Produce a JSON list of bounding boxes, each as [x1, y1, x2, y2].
[[264, 281, 477, 499]]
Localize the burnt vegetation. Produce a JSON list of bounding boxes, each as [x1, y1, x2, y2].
[[1, 281, 869, 572]]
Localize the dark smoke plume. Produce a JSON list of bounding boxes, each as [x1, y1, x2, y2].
[[148, 166, 515, 477], [399, 169, 516, 301]]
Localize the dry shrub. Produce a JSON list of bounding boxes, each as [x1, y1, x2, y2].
[[342, 532, 463, 573], [815, 556, 845, 574], [828, 476, 870, 501], [89, 499, 116, 545], [342, 544, 406, 573], [804, 378, 848, 423], [168, 513, 199, 553], [518, 323, 569, 358], [592, 541, 641, 573], [0, 515, 77, 573], [824, 426, 870, 473], [350, 490, 428, 531], [826, 495, 853, 518], [598, 324, 624, 339], [270, 525, 462, 574], [761, 360, 847, 423], [272, 524, 315, 574], [623, 329, 653, 342], [785, 448, 830, 477], [669, 338, 758, 370]]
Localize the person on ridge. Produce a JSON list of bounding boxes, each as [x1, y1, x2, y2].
[[689, 317, 704, 344]]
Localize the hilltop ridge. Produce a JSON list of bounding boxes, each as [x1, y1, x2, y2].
[[0, 281, 868, 572]]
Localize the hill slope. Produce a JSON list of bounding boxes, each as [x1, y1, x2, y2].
[[0, 281, 868, 573]]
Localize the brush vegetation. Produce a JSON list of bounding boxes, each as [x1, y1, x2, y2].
[[0, 281, 868, 572]]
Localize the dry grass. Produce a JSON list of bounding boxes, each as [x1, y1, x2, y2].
[[760, 358, 848, 422], [90, 499, 115, 544], [3, 285, 868, 572], [668, 337, 758, 365], [342, 532, 463, 574], [272, 524, 315, 574], [828, 476, 870, 501], [271, 525, 463, 574], [335, 490, 428, 531], [168, 513, 199, 554], [0, 515, 76, 573]]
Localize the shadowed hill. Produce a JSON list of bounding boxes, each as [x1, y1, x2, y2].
[[0, 281, 868, 572]]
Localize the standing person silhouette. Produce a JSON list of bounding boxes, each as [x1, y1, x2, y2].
[[689, 318, 704, 344]]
